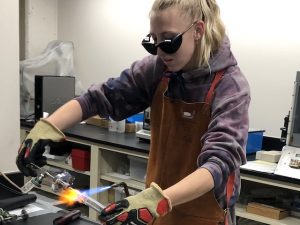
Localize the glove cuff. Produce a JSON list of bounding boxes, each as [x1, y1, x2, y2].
[[39, 118, 65, 139], [150, 182, 172, 215]]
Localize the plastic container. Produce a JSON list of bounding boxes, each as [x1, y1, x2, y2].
[[126, 113, 144, 123], [128, 155, 147, 182], [116, 120, 126, 133], [246, 129, 265, 154], [108, 117, 117, 132], [71, 149, 91, 171]]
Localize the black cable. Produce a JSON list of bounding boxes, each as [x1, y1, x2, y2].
[[0, 182, 23, 195]]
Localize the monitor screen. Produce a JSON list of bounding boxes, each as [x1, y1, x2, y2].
[[143, 107, 151, 130], [35, 75, 75, 121]]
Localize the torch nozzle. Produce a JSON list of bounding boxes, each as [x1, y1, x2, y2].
[[75, 182, 129, 214], [78, 192, 105, 213]]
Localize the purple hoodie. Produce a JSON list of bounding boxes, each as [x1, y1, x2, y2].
[[76, 36, 250, 222]]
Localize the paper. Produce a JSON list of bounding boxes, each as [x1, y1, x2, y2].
[[9, 204, 43, 215], [240, 160, 277, 174]]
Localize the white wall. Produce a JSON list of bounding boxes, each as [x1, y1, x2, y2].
[[218, 0, 300, 138], [57, 0, 153, 88], [0, 0, 19, 172], [24, 0, 57, 58], [55, 0, 300, 138]]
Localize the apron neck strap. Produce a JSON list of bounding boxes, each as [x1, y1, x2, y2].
[[204, 70, 225, 104]]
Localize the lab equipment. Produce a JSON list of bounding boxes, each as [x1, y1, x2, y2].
[[287, 71, 300, 147], [0, 208, 28, 224], [21, 163, 73, 194]]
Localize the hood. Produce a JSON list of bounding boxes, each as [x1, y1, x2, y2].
[[182, 35, 237, 80]]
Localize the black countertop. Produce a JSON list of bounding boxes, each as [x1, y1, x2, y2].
[[21, 121, 150, 153]]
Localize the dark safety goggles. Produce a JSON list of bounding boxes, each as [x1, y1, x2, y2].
[[141, 21, 197, 55]]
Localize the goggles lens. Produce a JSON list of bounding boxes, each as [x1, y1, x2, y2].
[[141, 34, 182, 55], [141, 21, 197, 55]]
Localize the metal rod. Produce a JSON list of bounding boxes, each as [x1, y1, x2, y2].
[[79, 193, 105, 213]]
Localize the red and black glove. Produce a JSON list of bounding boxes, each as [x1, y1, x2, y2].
[[16, 119, 65, 177], [99, 182, 171, 225]]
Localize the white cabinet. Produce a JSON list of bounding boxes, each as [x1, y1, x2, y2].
[[99, 144, 147, 190]]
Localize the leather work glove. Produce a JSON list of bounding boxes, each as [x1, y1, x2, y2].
[[17, 119, 65, 177], [99, 182, 171, 225]]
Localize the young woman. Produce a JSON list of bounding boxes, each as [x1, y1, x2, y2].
[[17, 0, 250, 224]]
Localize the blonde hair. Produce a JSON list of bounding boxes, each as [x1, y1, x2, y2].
[[150, 0, 225, 68]]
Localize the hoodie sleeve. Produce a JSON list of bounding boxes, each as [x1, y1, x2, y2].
[[198, 66, 251, 191], [75, 55, 164, 121]]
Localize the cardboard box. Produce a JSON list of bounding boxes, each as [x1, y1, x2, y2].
[[246, 202, 290, 220], [125, 123, 136, 133], [85, 115, 136, 133], [256, 150, 282, 163], [85, 115, 109, 128]]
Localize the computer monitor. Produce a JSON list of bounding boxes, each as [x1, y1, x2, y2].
[[143, 107, 151, 130], [35, 75, 75, 121], [287, 71, 300, 147]]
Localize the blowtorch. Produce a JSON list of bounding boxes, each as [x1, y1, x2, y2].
[[77, 182, 129, 213], [20, 163, 72, 194], [21, 163, 130, 214]]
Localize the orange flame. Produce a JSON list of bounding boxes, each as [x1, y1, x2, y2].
[[58, 188, 84, 206]]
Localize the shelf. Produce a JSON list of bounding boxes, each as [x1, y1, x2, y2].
[[99, 144, 149, 159], [241, 173, 300, 191], [101, 173, 145, 191], [47, 160, 91, 176], [236, 203, 300, 225]]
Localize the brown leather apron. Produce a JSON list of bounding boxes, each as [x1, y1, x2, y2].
[[146, 71, 230, 225]]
